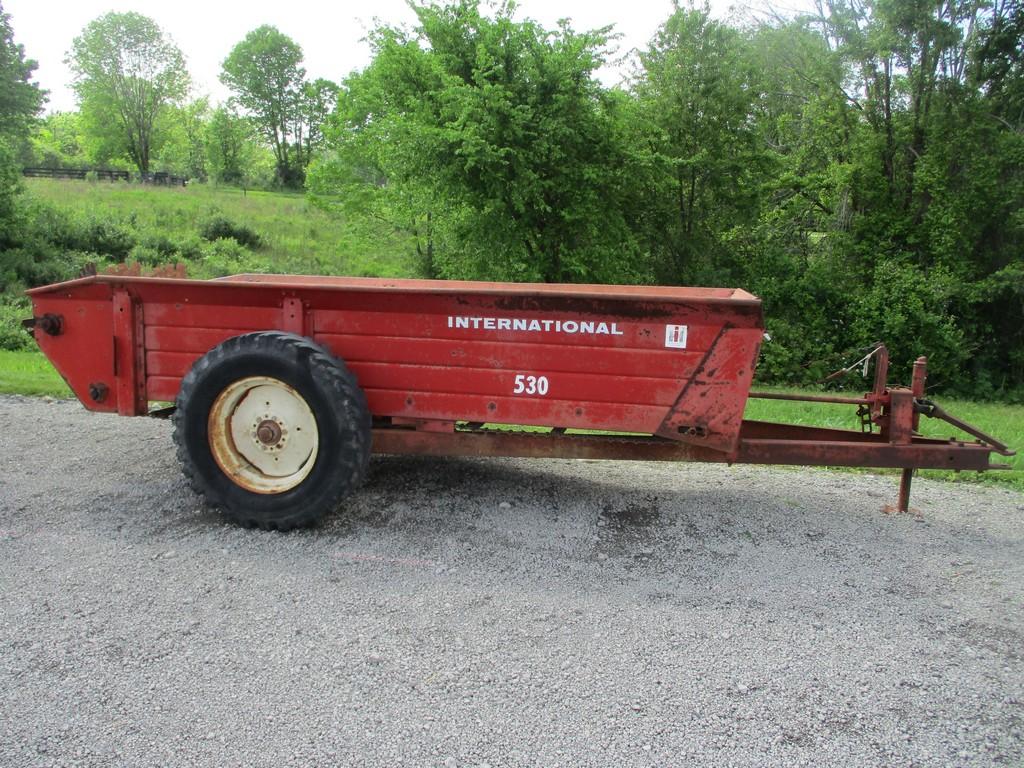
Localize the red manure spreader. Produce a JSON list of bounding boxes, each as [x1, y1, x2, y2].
[[25, 273, 1013, 529]]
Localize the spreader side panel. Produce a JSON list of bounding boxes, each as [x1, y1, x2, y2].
[[309, 294, 759, 443], [38, 276, 764, 450]]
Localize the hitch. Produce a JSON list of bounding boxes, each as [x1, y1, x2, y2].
[[752, 348, 1014, 515], [914, 399, 1014, 456]]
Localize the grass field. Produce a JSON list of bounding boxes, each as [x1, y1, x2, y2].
[[0, 350, 71, 397], [1, 179, 422, 350], [24, 178, 417, 278], [1, 348, 1019, 490]]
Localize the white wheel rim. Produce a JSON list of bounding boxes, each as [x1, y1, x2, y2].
[[208, 376, 319, 494]]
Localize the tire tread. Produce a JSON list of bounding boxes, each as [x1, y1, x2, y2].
[[172, 332, 371, 530]]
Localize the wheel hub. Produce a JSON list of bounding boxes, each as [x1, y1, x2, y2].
[[207, 376, 319, 494], [256, 419, 283, 446]]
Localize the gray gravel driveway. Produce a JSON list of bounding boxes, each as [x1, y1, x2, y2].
[[1, 395, 1022, 767]]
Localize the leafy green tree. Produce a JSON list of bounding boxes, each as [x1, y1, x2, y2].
[[29, 112, 85, 168], [965, 0, 1024, 389], [206, 105, 256, 185], [155, 96, 210, 179], [221, 26, 310, 187], [633, 4, 762, 282], [973, 0, 1024, 127], [0, 1, 43, 234], [0, 1, 44, 144], [66, 12, 189, 174], [315, 1, 650, 283], [306, 0, 1020, 395], [717, 19, 865, 380], [798, 0, 1023, 387], [300, 77, 338, 162], [0, 134, 21, 236]]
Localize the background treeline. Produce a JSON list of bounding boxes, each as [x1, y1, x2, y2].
[[24, 15, 336, 189], [1, 0, 1022, 398]]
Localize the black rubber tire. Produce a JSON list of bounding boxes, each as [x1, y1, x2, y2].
[[172, 331, 371, 530]]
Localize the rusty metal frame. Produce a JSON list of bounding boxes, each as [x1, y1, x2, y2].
[[371, 424, 999, 471], [371, 350, 1013, 513]]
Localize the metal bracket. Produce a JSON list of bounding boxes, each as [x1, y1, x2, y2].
[[856, 404, 874, 433], [22, 314, 63, 337], [915, 399, 1014, 456]]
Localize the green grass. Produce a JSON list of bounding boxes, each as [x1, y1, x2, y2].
[[0, 350, 71, 396], [24, 178, 418, 278], [2, 347, 1019, 490]]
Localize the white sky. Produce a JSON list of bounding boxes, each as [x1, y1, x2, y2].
[[7, 0, 808, 113]]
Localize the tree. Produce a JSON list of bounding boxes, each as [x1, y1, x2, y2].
[[0, 1, 44, 143], [305, 0, 1024, 395], [155, 96, 209, 179], [221, 26, 309, 188], [299, 77, 339, 163], [973, 0, 1024, 128], [30, 112, 85, 168], [314, 1, 651, 283], [0, 1, 43, 234], [633, 4, 763, 282], [206, 105, 255, 185], [66, 12, 189, 174]]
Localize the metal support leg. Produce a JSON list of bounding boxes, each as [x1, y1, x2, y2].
[[897, 467, 913, 513]]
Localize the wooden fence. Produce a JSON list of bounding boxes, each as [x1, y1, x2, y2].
[[22, 167, 187, 187]]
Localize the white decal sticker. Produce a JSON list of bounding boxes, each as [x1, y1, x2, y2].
[[513, 374, 549, 396], [664, 324, 688, 349], [447, 316, 623, 337]]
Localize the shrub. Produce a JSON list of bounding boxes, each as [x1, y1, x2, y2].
[[0, 297, 32, 351], [71, 216, 136, 261], [17, 199, 74, 248], [33, 209, 136, 262], [130, 233, 208, 265], [128, 244, 165, 267], [193, 238, 263, 278], [0, 139, 21, 234], [199, 215, 262, 249], [851, 258, 966, 386], [139, 232, 179, 258], [0, 244, 100, 293], [174, 234, 205, 261]]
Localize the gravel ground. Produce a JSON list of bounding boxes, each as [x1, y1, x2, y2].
[[0, 394, 1022, 768]]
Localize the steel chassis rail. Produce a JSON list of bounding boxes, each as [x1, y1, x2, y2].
[[371, 351, 1013, 513], [371, 422, 1000, 470]]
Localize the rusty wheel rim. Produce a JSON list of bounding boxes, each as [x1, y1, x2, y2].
[[207, 376, 319, 494]]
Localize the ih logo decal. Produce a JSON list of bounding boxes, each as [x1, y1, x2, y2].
[[664, 324, 688, 349]]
